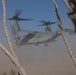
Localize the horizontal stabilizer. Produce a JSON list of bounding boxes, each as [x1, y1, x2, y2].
[[65, 29, 75, 35]]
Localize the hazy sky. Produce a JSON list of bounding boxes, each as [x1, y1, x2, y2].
[[0, 0, 76, 75]]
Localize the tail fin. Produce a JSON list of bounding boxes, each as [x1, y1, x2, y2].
[[56, 24, 75, 35], [65, 29, 74, 35], [11, 21, 20, 40], [65, 25, 75, 35]]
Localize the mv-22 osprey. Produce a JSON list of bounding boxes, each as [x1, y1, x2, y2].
[[6, 12, 75, 47]]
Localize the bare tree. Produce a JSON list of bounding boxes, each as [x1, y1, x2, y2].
[[52, 0, 76, 68], [63, 0, 76, 33], [2, 72, 7, 75], [0, 0, 27, 75], [9, 68, 16, 75]]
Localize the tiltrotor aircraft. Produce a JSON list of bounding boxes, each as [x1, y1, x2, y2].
[[6, 11, 75, 47]]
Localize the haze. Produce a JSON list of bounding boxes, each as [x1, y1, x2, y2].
[[0, 0, 76, 75]]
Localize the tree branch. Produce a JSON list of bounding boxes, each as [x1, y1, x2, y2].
[[52, 0, 76, 68], [63, 0, 73, 12], [0, 43, 27, 75], [1, 0, 28, 75], [2, 0, 15, 56]]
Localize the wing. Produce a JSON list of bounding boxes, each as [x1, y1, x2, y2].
[[20, 28, 44, 34]]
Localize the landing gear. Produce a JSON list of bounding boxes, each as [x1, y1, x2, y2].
[[34, 40, 39, 46], [35, 43, 39, 46], [45, 43, 48, 46]]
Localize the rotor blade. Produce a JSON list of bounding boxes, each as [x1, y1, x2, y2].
[[0, 10, 33, 21], [18, 18, 34, 21], [5, 17, 33, 21], [38, 24, 53, 26], [38, 20, 46, 23], [37, 24, 45, 26], [38, 21, 57, 26], [7, 18, 13, 20], [38, 20, 58, 25], [0, 18, 33, 21], [0, 18, 13, 20], [15, 10, 22, 17], [50, 21, 58, 24], [38, 24, 54, 26]]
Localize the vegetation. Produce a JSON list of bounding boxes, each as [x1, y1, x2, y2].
[[1, 68, 16, 75], [0, 0, 76, 75]]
